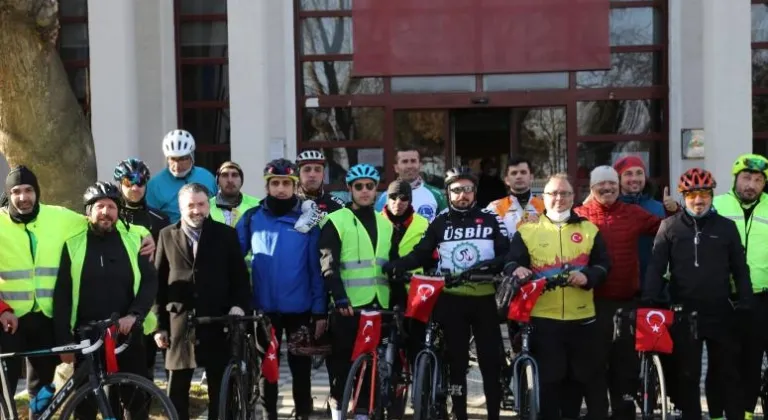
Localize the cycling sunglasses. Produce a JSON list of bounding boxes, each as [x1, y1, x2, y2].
[[449, 185, 476, 194], [683, 189, 713, 199], [121, 173, 148, 187], [744, 157, 768, 172], [352, 182, 376, 191]]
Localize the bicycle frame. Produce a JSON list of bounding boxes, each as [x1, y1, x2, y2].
[[0, 329, 130, 419]]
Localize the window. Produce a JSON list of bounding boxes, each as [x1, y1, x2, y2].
[[58, 0, 89, 120], [295, 0, 668, 197], [754, 3, 768, 150], [175, 0, 230, 172]]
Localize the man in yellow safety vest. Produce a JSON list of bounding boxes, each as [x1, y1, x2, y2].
[[209, 161, 260, 227]]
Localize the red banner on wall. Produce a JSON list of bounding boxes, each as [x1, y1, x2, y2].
[[352, 0, 611, 77]]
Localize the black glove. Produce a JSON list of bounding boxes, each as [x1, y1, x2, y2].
[[382, 262, 397, 276]]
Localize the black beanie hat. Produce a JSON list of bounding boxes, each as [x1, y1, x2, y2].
[[5, 166, 40, 197], [386, 180, 412, 201]]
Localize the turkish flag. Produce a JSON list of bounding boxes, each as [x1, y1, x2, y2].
[[405, 275, 445, 323], [507, 278, 546, 322], [261, 326, 280, 383], [351, 311, 382, 361], [635, 308, 674, 354]]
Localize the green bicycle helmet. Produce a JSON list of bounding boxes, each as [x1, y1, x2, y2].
[[732, 154, 768, 178], [345, 164, 380, 185]]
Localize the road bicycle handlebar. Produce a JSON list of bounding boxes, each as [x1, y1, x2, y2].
[[189, 313, 266, 326]]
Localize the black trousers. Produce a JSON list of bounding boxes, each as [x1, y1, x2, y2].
[[595, 298, 639, 419], [0, 312, 58, 403], [673, 313, 743, 420], [530, 317, 606, 420], [707, 293, 768, 417], [74, 334, 148, 419], [168, 361, 226, 420], [434, 293, 502, 420], [259, 313, 313, 419]]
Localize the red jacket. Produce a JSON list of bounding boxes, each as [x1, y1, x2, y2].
[[574, 200, 663, 300]]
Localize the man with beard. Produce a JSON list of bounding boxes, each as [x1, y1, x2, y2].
[[146, 129, 217, 223], [375, 148, 446, 222], [153, 183, 251, 420], [644, 168, 751, 420], [113, 158, 170, 379], [0, 167, 155, 414], [320, 164, 394, 420], [296, 150, 345, 217], [209, 161, 260, 227], [708, 154, 768, 420], [487, 157, 545, 238], [613, 156, 679, 284], [53, 182, 158, 416], [574, 166, 667, 419], [504, 173, 611, 420], [384, 167, 509, 420]]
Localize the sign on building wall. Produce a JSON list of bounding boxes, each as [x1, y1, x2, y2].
[[352, 0, 611, 76], [681, 129, 705, 160]]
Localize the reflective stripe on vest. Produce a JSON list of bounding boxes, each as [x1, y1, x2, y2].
[[66, 230, 158, 334], [0, 205, 85, 317], [209, 194, 261, 227], [327, 208, 393, 308], [713, 192, 768, 291]]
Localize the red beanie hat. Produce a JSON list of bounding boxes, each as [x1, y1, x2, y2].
[[614, 156, 646, 175]]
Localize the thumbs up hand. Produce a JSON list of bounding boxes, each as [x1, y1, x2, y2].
[[662, 186, 679, 212]]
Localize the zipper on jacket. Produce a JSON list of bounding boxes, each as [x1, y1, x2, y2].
[[558, 225, 565, 320], [24, 226, 35, 262], [693, 218, 701, 268]]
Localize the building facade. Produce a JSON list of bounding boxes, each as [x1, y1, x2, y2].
[[8, 0, 760, 198]]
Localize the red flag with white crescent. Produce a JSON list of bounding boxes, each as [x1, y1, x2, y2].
[[507, 278, 546, 322], [635, 308, 674, 354], [405, 275, 445, 323], [351, 311, 382, 361], [261, 326, 280, 383]]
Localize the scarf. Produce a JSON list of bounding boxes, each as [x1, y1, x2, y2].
[[181, 220, 203, 257]]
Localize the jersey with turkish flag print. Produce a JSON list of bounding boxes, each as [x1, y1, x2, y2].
[[634, 308, 674, 354]]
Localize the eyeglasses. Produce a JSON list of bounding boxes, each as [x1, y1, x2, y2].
[[120, 174, 148, 188], [353, 182, 376, 191], [744, 157, 768, 172], [388, 194, 410, 202], [683, 189, 713, 199], [449, 185, 476, 194], [543, 191, 574, 198]]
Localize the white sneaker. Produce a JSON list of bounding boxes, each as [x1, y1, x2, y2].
[[294, 200, 324, 233], [331, 409, 342, 420], [354, 415, 369, 420]]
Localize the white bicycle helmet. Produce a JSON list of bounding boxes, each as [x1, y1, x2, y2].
[[296, 150, 326, 166], [162, 130, 196, 158]]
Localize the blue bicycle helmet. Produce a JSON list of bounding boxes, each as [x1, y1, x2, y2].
[[113, 158, 151, 185], [345, 164, 380, 185]]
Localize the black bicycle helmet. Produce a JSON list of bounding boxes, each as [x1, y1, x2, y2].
[[83, 181, 123, 208], [113, 158, 151, 184], [444, 166, 478, 187], [287, 325, 332, 357], [264, 158, 299, 181]]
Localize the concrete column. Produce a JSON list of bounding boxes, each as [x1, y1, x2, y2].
[[702, 0, 752, 194], [87, 0, 140, 181], [228, 0, 271, 197]]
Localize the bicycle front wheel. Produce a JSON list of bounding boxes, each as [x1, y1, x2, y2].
[[517, 360, 538, 420], [644, 354, 668, 420], [341, 353, 381, 420], [412, 353, 435, 420], [59, 372, 178, 419], [219, 362, 248, 420]]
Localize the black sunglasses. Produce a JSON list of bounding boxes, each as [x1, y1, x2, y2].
[[353, 182, 376, 191], [449, 185, 476, 194]]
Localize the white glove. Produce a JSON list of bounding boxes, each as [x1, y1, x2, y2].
[[294, 200, 323, 233], [229, 306, 245, 316]]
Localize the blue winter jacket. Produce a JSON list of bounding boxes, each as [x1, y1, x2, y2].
[[619, 193, 665, 285], [146, 166, 217, 223], [235, 201, 325, 315]]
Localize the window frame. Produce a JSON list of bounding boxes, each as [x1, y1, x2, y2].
[[295, 0, 669, 196], [58, 1, 90, 120], [753, 0, 768, 154]]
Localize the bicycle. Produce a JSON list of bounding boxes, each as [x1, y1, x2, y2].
[[613, 304, 698, 420], [0, 313, 178, 419], [188, 312, 264, 420], [466, 335, 514, 409], [409, 271, 509, 420], [340, 305, 410, 420]]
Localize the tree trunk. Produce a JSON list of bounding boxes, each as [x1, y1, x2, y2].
[[0, 0, 96, 211]]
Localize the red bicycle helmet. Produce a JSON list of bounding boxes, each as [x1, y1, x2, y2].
[[677, 168, 716, 193]]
